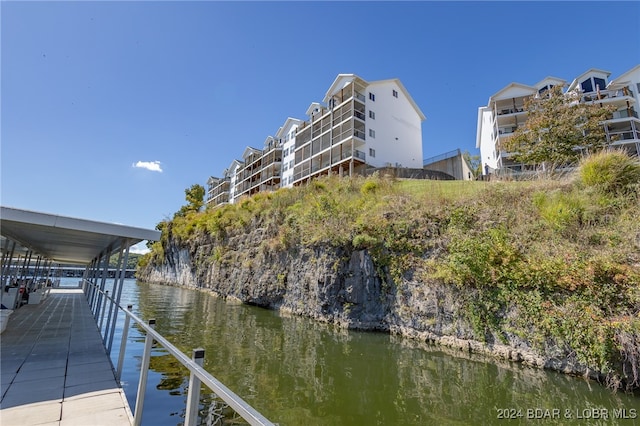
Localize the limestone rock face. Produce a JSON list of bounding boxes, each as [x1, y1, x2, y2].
[[136, 229, 592, 380]]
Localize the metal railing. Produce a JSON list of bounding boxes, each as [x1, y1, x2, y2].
[[423, 149, 461, 166], [84, 279, 275, 426]]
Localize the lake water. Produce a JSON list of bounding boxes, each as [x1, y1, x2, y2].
[[77, 278, 639, 425]]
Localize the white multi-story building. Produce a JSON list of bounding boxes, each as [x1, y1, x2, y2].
[[292, 74, 425, 184], [277, 118, 302, 188], [206, 74, 425, 206], [476, 65, 640, 175], [206, 159, 242, 206]]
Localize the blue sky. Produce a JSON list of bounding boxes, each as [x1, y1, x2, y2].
[[2, 1, 639, 247]]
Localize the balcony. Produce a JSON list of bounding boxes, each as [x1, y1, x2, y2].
[[580, 89, 635, 105], [496, 107, 526, 116], [354, 129, 366, 141], [611, 109, 639, 120], [608, 129, 640, 143]]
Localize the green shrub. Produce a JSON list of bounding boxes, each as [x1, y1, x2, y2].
[[360, 179, 379, 195], [579, 150, 640, 195], [352, 233, 379, 250], [533, 190, 586, 232]]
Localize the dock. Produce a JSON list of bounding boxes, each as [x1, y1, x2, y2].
[[0, 288, 133, 426], [0, 206, 160, 426], [1, 206, 274, 426]]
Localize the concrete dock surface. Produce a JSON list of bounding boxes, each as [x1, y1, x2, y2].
[[0, 289, 133, 426]]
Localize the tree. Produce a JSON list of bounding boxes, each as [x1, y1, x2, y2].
[[184, 183, 205, 211], [174, 183, 205, 218], [505, 85, 615, 171], [463, 150, 481, 178]]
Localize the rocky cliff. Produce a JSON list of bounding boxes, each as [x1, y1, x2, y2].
[[137, 225, 598, 383], [137, 171, 640, 391]]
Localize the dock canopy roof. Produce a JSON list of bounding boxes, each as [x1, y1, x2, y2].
[[0, 206, 161, 264]]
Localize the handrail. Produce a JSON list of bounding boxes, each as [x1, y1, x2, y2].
[[84, 279, 275, 426]]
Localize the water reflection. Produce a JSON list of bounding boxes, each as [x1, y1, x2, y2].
[[123, 281, 639, 426]]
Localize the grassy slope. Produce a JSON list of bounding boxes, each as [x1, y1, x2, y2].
[[142, 156, 640, 391]]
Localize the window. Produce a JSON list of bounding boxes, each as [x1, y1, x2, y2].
[[581, 78, 593, 93], [369, 148, 376, 158], [283, 148, 288, 157], [283, 163, 288, 172], [289, 160, 294, 168], [369, 92, 375, 101], [392, 89, 398, 98], [369, 129, 376, 138], [594, 77, 606, 92], [369, 110, 375, 119]]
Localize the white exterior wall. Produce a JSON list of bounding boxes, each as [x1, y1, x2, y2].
[[611, 66, 640, 108], [477, 107, 497, 171], [228, 162, 241, 204], [365, 81, 423, 168], [281, 124, 298, 188]]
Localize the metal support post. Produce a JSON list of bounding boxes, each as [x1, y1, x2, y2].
[[99, 291, 109, 332], [185, 348, 205, 426], [1, 240, 15, 307], [20, 251, 31, 284], [116, 304, 133, 381], [87, 258, 97, 306], [32, 255, 42, 291], [104, 247, 124, 348], [95, 251, 110, 320], [107, 242, 130, 354], [134, 319, 156, 426]]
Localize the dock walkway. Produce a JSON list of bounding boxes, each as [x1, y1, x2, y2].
[[0, 288, 133, 426]]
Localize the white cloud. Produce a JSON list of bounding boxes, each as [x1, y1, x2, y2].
[[133, 160, 163, 172], [130, 242, 151, 255]]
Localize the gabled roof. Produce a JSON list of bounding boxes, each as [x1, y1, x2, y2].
[[263, 136, 277, 149], [323, 74, 360, 104], [322, 73, 426, 122], [568, 68, 611, 91], [241, 146, 262, 159], [368, 78, 427, 121], [533, 76, 567, 89], [228, 159, 243, 170], [488, 82, 537, 104], [305, 102, 323, 117], [607, 64, 640, 89], [275, 117, 303, 138]]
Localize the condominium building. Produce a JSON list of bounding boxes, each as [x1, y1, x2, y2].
[[476, 65, 640, 175], [206, 74, 425, 206], [291, 74, 425, 185], [206, 159, 242, 206]]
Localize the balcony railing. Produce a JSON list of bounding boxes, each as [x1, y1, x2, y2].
[[496, 107, 526, 116], [608, 130, 640, 142], [84, 280, 275, 426], [354, 129, 366, 140], [612, 109, 639, 120], [580, 88, 633, 103]]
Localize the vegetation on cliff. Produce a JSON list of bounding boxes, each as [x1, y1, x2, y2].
[[139, 151, 640, 391]]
